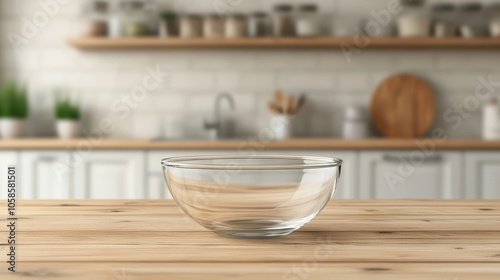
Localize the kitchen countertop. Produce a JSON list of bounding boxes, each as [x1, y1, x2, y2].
[[2, 200, 500, 279], [1, 138, 500, 150]]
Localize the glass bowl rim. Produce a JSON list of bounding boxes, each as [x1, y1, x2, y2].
[[161, 155, 343, 170]]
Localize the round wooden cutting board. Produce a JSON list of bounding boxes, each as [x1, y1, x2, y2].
[[371, 74, 436, 138]]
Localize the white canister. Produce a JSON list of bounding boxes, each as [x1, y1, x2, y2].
[[0, 119, 24, 139], [343, 122, 369, 139], [490, 21, 500, 37], [203, 15, 224, 38], [483, 98, 499, 140], [342, 106, 369, 139], [56, 120, 80, 139], [225, 15, 247, 38], [296, 4, 319, 37], [180, 15, 202, 38], [270, 115, 294, 140], [398, 16, 431, 37]]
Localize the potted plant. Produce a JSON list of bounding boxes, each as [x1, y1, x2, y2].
[[0, 81, 28, 139], [54, 89, 80, 139], [159, 11, 179, 37]]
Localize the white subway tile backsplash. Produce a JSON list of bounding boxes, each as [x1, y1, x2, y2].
[[337, 72, 370, 91], [255, 51, 319, 70], [168, 72, 214, 90], [277, 72, 336, 91], [1, 0, 500, 138], [215, 72, 240, 90], [66, 72, 117, 90], [240, 72, 276, 91], [393, 51, 437, 70], [436, 51, 500, 71], [191, 51, 256, 70]]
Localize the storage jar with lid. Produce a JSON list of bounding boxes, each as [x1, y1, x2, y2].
[[159, 11, 179, 37], [342, 106, 369, 139], [431, 3, 456, 37], [80, 0, 109, 37], [487, 3, 500, 37], [180, 15, 202, 38], [397, 0, 431, 37], [458, 3, 486, 38], [296, 4, 320, 37], [109, 1, 126, 37], [273, 4, 295, 37], [203, 15, 224, 38], [225, 14, 247, 38], [117, 1, 153, 37], [248, 12, 268, 37]]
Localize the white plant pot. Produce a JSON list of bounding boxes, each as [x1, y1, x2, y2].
[[0, 118, 24, 139], [270, 115, 294, 140], [56, 120, 80, 139]]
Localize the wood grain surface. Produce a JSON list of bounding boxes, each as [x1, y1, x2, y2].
[[371, 74, 436, 138], [2, 138, 500, 150], [1, 200, 499, 279], [67, 37, 500, 49]]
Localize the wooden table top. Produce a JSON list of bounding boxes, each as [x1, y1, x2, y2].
[[1, 200, 500, 279]]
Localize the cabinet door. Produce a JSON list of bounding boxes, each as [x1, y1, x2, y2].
[[74, 151, 145, 199], [465, 152, 500, 199], [20, 151, 72, 199], [359, 151, 462, 199], [147, 174, 172, 199], [0, 152, 18, 199]]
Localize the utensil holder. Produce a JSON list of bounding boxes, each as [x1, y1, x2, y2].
[[271, 115, 294, 140]]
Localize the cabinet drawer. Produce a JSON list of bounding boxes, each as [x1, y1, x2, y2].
[[359, 151, 463, 199]]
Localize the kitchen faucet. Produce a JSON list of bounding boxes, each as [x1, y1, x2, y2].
[[204, 93, 236, 139]]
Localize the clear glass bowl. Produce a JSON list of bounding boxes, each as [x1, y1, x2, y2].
[[161, 155, 342, 238]]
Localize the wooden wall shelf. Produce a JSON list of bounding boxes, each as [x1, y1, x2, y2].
[[67, 37, 500, 49]]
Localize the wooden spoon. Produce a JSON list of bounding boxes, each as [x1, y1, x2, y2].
[[268, 102, 283, 114], [293, 95, 306, 114]]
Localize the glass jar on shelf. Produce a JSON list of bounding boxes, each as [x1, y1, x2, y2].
[[109, 0, 152, 37], [273, 4, 295, 37], [124, 1, 152, 37], [296, 4, 320, 37], [458, 3, 486, 38], [159, 11, 179, 38], [225, 14, 247, 38], [80, 0, 109, 37], [397, 0, 431, 37], [247, 12, 269, 37], [431, 3, 456, 37], [180, 15, 203, 38], [487, 3, 500, 37], [203, 15, 224, 38]]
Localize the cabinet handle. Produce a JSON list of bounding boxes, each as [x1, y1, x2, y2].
[[383, 154, 442, 163], [38, 156, 56, 161]]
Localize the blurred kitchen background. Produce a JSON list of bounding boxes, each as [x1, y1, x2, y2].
[[1, 0, 500, 200]]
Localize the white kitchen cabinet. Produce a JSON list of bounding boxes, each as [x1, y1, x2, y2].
[[73, 151, 145, 199], [0, 151, 18, 199], [465, 152, 500, 199], [359, 151, 463, 199], [20, 151, 73, 199]]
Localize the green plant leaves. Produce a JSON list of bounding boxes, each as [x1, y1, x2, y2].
[[0, 81, 28, 119], [54, 87, 80, 120]]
